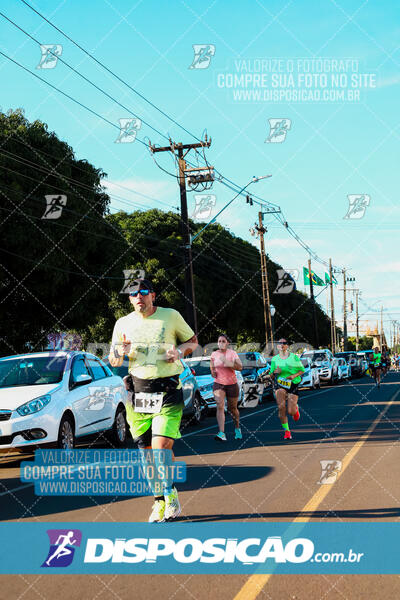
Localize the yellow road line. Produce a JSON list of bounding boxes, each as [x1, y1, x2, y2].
[[233, 390, 399, 600]]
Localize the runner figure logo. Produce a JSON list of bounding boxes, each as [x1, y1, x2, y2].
[[115, 118, 142, 143], [42, 195, 67, 220], [192, 195, 216, 221], [318, 460, 342, 484], [120, 269, 146, 294], [265, 119, 291, 143], [274, 269, 298, 294], [189, 44, 216, 69], [41, 529, 82, 568], [343, 194, 370, 219], [37, 45, 63, 69]]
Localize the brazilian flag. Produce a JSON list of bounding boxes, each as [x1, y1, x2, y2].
[[325, 272, 338, 285], [303, 267, 325, 286]]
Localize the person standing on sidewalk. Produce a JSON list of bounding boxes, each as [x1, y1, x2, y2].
[[210, 333, 243, 441]]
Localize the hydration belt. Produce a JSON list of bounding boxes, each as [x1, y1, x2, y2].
[[130, 374, 180, 394]]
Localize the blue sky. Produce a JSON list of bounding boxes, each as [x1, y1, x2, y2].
[[1, 0, 399, 342]]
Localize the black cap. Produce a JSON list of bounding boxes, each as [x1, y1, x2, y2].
[[128, 278, 154, 294]]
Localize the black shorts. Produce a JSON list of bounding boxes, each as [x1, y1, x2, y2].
[[273, 379, 300, 396], [213, 382, 239, 398]]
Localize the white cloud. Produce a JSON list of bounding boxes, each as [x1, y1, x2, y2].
[[104, 177, 177, 210]]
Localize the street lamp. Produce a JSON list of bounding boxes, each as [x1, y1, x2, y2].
[[191, 175, 272, 242]]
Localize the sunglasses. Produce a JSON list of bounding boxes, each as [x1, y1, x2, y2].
[[129, 289, 151, 297]]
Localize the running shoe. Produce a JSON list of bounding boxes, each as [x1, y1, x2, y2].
[[148, 499, 165, 523], [164, 487, 181, 521], [234, 428, 242, 440], [215, 431, 227, 442], [293, 408, 300, 422], [284, 430, 292, 440]]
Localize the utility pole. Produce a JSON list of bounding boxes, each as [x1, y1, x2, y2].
[[307, 258, 319, 348], [256, 212, 273, 351], [329, 259, 336, 353], [355, 290, 360, 351], [149, 137, 212, 333], [342, 269, 347, 351]]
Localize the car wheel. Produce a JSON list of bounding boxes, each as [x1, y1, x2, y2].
[[110, 405, 127, 447], [190, 393, 204, 425], [57, 414, 75, 450], [312, 376, 317, 390]]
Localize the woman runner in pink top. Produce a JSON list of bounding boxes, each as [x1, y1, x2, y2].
[[210, 333, 243, 441]]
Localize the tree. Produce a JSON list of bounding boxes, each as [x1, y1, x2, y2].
[[105, 209, 332, 349], [0, 109, 123, 354]]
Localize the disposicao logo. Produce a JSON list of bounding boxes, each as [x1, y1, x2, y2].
[[41, 529, 82, 568], [83, 536, 314, 564]]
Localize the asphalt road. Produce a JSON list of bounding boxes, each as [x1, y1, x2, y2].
[[1, 371, 399, 599]]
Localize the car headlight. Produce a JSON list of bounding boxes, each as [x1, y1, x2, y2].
[[244, 374, 256, 382], [16, 394, 51, 416], [199, 384, 212, 393]]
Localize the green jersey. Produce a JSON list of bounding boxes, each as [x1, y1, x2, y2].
[[269, 353, 305, 385], [372, 352, 381, 366]]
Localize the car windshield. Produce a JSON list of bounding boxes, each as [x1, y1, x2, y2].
[[0, 356, 67, 388], [336, 353, 356, 362], [190, 362, 211, 376], [239, 353, 262, 367], [304, 352, 328, 362]]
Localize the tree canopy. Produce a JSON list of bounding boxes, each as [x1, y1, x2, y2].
[[0, 110, 332, 355]]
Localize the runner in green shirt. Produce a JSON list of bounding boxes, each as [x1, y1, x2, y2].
[[371, 346, 382, 387], [265, 338, 305, 440]]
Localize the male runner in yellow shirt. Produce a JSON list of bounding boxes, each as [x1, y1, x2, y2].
[[109, 278, 198, 522]]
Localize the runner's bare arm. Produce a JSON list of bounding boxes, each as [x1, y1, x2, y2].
[[288, 370, 304, 380], [108, 334, 131, 367], [165, 335, 199, 363], [210, 356, 217, 378], [233, 356, 243, 370]]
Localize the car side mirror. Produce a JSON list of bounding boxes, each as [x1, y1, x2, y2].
[[72, 373, 92, 388], [190, 368, 196, 376]]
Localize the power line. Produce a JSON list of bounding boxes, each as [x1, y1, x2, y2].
[[1, 24, 343, 273], [0, 10, 174, 144], [8, 137, 175, 209], [19, 0, 203, 144]]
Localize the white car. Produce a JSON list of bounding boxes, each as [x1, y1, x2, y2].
[[301, 349, 338, 385], [299, 357, 320, 389], [335, 357, 351, 380], [185, 357, 245, 408], [0, 351, 128, 452]]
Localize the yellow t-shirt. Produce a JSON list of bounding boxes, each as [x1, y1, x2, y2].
[[111, 307, 194, 380]]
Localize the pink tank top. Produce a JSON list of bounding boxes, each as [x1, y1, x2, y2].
[[211, 349, 239, 385]]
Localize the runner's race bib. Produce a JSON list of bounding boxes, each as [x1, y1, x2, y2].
[[134, 392, 164, 413], [276, 377, 292, 389]]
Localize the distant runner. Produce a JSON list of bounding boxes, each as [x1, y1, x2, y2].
[[381, 346, 390, 376], [109, 278, 198, 523], [210, 333, 243, 441], [265, 338, 305, 440], [371, 346, 382, 387]]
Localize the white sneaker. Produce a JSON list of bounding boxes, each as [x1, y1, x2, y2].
[[164, 487, 181, 521], [148, 499, 165, 523]]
